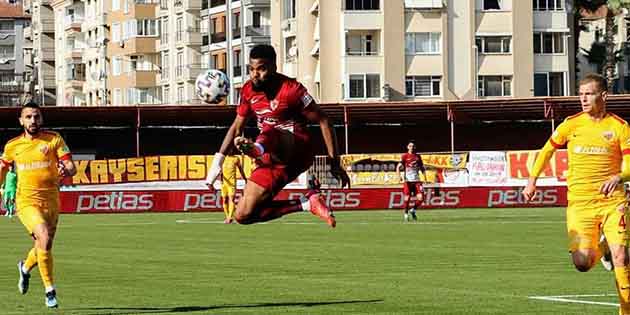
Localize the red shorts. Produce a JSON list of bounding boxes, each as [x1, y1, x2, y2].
[[249, 127, 313, 194], [403, 182, 423, 196]]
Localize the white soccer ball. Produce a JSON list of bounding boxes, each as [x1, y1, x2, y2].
[[195, 69, 230, 104]]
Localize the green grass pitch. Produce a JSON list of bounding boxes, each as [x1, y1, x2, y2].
[[0, 208, 621, 314]]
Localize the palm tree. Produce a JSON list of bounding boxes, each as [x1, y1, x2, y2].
[[575, 0, 630, 91]]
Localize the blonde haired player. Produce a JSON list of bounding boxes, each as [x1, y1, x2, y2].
[[522, 73, 630, 315], [220, 149, 246, 224], [0, 102, 76, 308]]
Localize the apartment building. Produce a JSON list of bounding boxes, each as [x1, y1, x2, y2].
[[270, 0, 574, 102], [157, 0, 203, 105], [24, 0, 57, 105], [0, 0, 30, 106], [108, 0, 160, 106], [201, 0, 271, 104]]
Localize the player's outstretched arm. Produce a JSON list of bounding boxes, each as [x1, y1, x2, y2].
[[303, 102, 350, 188], [522, 141, 557, 201], [206, 116, 246, 189], [396, 162, 404, 182]]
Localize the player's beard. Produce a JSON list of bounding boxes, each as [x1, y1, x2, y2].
[[251, 78, 267, 92], [24, 124, 40, 136]]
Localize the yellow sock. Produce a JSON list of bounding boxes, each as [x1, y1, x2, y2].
[[227, 200, 235, 219], [24, 248, 38, 271], [615, 265, 630, 315], [37, 249, 54, 289], [222, 199, 229, 219]]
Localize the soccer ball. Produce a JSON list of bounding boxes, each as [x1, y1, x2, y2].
[[195, 69, 229, 104]]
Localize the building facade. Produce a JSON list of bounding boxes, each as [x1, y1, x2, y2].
[[201, 0, 271, 104], [0, 0, 30, 106], [24, 0, 57, 105], [270, 0, 575, 102]]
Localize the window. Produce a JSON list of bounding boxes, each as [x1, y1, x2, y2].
[[161, 17, 168, 44], [113, 88, 122, 105], [137, 19, 158, 36], [482, 0, 509, 10], [112, 23, 121, 42], [346, 34, 378, 56], [533, 0, 563, 11], [478, 75, 512, 96], [534, 72, 565, 96], [176, 51, 183, 77], [112, 56, 122, 75], [112, 0, 120, 11], [533, 32, 565, 54], [176, 17, 183, 41], [177, 84, 184, 103], [348, 74, 380, 98], [345, 0, 380, 10], [405, 76, 441, 97], [161, 52, 169, 79], [405, 33, 441, 54], [283, 0, 296, 19], [253, 11, 261, 28], [163, 86, 170, 103], [476, 36, 511, 53]]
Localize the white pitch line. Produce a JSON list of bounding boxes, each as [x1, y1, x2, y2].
[[529, 294, 619, 307]]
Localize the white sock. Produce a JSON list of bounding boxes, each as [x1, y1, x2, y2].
[[45, 285, 55, 293], [21, 265, 29, 274], [300, 195, 310, 212]]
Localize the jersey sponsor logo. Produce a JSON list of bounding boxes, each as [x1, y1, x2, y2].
[[251, 97, 262, 104], [573, 145, 610, 155], [76, 192, 154, 212], [602, 131, 614, 142], [16, 160, 51, 171]]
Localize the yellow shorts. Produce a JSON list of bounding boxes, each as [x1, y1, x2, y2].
[[221, 184, 236, 197], [16, 198, 60, 235], [566, 197, 630, 252]]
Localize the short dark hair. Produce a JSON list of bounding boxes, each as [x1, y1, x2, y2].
[[19, 101, 40, 117], [579, 73, 607, 92], [250, 44, 277, 65]]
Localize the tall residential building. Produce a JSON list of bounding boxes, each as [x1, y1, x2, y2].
[[157, 0, 203, 105], [0, 0, 30, 106], [108, 0, 160, 106], [201, 0, 271, 104], [24, 0, 57, 105], [52, 0, 108, 106], [270, 0, 575, 102]]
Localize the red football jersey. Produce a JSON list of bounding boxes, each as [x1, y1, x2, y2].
[[237, 74, 314, 137], [400, 153, 424, 182]]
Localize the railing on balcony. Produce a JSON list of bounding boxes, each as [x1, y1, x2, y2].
[[135, 0, 159, 4], [245, 25, 270, 37], [211, 32, 226, 43], [64, 15, 84, 28]]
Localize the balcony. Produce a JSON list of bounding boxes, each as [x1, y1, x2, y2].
[[41, 73, 56, 89], [39, 47, 55, 61], [245, 25, 270, 37], [40, 18, 55, 33], [242, 0, 270, 7], [176, 28, 202, 46], [116, 37, 158, 55], [65, 75, 86, 90], [129, 70, 158, 87], [210, 32, 226, 43], [175, 64, 204, 81], [404, 0, 443, 9], [65, 15, 84, 32], [65, 48, 83, 60], [174, 0, 202, 11]]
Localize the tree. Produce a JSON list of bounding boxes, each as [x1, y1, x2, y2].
[[575, 0, 630, 91]]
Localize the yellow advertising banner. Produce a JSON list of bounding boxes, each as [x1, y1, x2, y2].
[[70, 155, 254, 185], [341, 153, 467, 186]]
